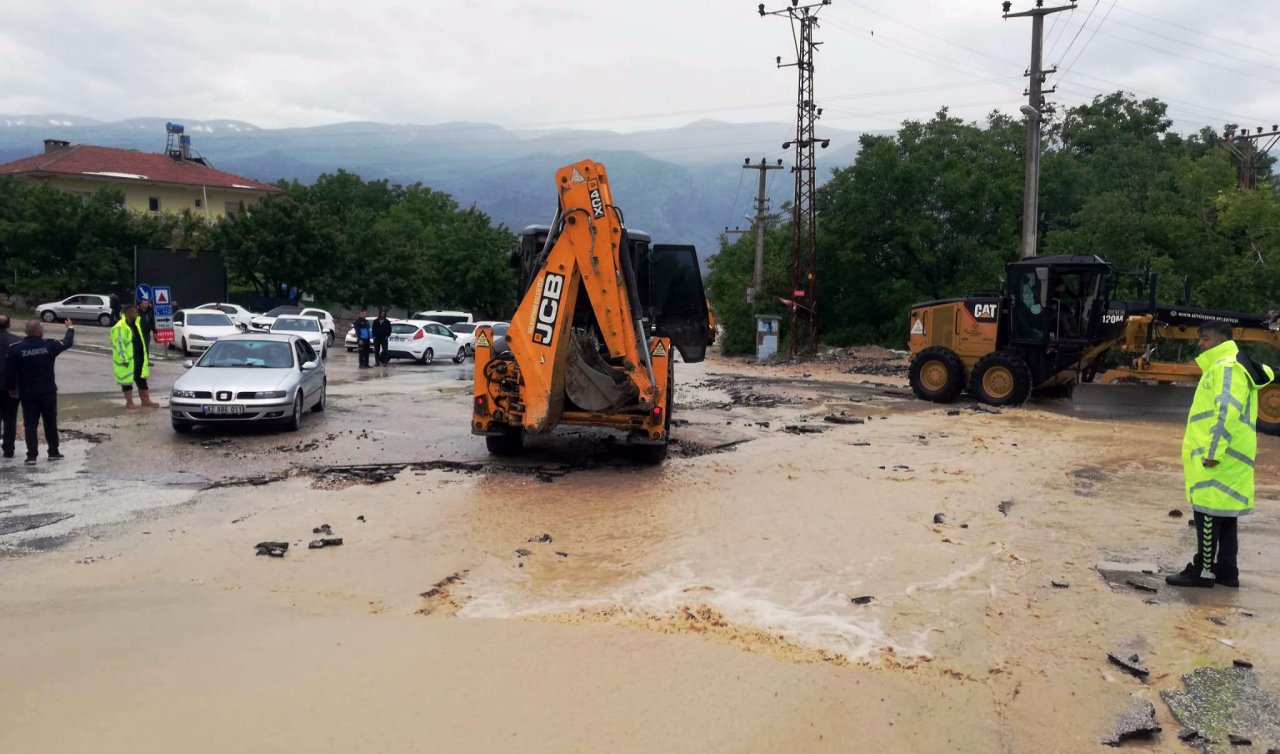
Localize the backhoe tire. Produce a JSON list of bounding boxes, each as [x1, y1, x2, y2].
[[485, 428, 524, 456], [1258, 383, 1280, 436], [969, 352, 1033, 407], [909, 347, 966, 403]]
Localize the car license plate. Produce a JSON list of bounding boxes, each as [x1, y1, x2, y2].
[[201, 404, 244, 415], [392, 336, 409, 342]]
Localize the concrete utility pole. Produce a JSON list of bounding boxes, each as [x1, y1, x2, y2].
[[761, 0, 832, 356], [726, 158, 786, 307], [1003, 0, 1075, 259], [1224, 125, 1280, 190]]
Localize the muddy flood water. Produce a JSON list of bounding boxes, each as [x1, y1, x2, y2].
[[1, 347, 1277, 753]]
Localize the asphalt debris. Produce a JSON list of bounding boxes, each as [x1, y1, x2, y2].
[[528, 533, 553, 543], [1229, 734, 1252, 746], [1101, 696, 1161, 747], [997, 500, 1015, 516], [1107, 651, 1150, 678], [822, 414, 865, 425], [514, 548, 533, 557], [419, 571, 466, 599], [782, 424, 828, 435], [1162, 666, 1280, 753], [1170, 509, 1186, 518], [1126, 578, 1159, 594], [1052, 580, 1071, 589], [0, 512, 74, 536], [555, 551, 568, 558], [254, 541, 289, 558], [850, 595, 875, 605], [308, 537, 343, 549], [932, 513, 952, 525], [1234, 660, 1254, 670], [313, 524, 333, 535]]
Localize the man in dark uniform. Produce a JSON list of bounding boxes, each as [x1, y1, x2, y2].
[[372, 309, 393, 366], [5, 319, 75, 464], [0, 315, 21, 459], [354, 310, 372, 368]]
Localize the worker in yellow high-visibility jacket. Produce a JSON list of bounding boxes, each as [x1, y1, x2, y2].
[[1167, 320, 1275, 588]]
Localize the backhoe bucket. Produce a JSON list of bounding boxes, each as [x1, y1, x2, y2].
[[1072, 383, 1193, 418]]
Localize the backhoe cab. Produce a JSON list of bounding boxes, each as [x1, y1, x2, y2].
[[471, 160, 713, 463], [908, 255, 1114, 405]]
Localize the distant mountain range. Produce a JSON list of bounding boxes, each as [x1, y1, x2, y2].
[[0, 116, 867, 260]]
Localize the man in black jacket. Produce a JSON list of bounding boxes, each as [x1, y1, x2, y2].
[[5, 319, 75, 464], [0, 315, 20, 459], [372, 309, 393, 366]]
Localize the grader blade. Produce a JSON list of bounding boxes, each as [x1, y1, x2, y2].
[[1072, 383, 1193, 417]]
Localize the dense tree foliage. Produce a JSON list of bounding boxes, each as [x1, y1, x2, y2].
[[0, 171, 515, 316], [707, 92, 1280, 354]]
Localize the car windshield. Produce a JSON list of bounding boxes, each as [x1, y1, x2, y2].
[[450, 323, 476, 334], [390, 323, 419, 335], [196, 340, 294, 368], [493, 324, 509, 336], [417, 313, 469, 325], [264, 306, 301, 317], [272, 317, 320, 332], [187, 313, 232, 327]]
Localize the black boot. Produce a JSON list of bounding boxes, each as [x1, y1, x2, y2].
[[1165, 563, 1215, 588], [1215, 569, 1240, 588]]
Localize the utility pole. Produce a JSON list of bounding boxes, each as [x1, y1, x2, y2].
[[726, 157, 786, 307], [761, 0, 832, 356], [1224, 124, 1280, 189], [1003, 0, 1075, 259]]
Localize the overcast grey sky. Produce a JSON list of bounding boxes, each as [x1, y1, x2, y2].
[[1, 0, 1276, 135]]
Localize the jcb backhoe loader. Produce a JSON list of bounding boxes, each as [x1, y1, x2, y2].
[[906, 254, 1280, 434], [471, 160, 714, 462]]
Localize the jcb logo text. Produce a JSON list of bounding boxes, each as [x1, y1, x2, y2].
[[533, 273, 565, 346]]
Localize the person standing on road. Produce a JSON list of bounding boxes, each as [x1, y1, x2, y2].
[[354, 310, 372, 368], [138, 299, 156, 342], [109, 293, 121, 323], [5, 319, 74, 464], [0, 315, 21, 459], [372, 309, 392, 366], [1166, 320, 1275, 589], [111, 304, 157, 409]]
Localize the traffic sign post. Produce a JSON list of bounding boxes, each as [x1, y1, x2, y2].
[[135, 283, 153, 303], [154, 285, 175, 347]]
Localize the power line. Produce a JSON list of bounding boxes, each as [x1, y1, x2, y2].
[[1053, 0, 1098, 64], [1060, 0, 1115, 79], [1112, 4, 1280, 64], [1100, 12, 1280, 71]]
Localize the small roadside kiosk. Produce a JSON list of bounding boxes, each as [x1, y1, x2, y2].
[[755, 315, 781, 363]]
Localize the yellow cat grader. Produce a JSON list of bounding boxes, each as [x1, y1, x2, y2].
[[906, 254, 1280, 434]]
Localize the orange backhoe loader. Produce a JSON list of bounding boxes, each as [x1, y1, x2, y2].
[[471, 160, 714, 463]]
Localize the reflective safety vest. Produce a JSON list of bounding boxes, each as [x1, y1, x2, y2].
[[1182, 340, 1275, 517], [110, 316, 150, 385]]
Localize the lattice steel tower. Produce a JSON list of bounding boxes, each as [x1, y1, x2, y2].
[[760, 0, 831, 356]]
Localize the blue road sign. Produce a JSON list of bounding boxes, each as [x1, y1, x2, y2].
[[135, 283, 153, 302], [153, 286, 175, 344]]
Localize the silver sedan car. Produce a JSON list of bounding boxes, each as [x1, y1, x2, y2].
[[169, 334, 327, 433]]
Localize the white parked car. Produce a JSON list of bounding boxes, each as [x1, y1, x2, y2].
[[172, 309, 241, 355], [385, 320, 467, 364], [169, 334, 326, 433], [411, 310, 472, 327], [270, 316, 328, 358], [449, 320, 504, 356], [345, 318, 402, 351], [36, 294, 114, 326], [193, 302, 256, 331], [251, 306, 337, 345]]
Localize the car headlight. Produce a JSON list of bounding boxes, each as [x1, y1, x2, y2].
[[171, 389, 198, 398], [189, 334, 209, 341], [247, 390, 288, 399]]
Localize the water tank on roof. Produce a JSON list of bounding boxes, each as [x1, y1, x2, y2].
[[166, 122, 184, 134]]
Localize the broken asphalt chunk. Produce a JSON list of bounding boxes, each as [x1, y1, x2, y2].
[[514, 548, 533, 557], [946, 409, 961, 416], [1107, 651, 1150, 678], [528, 533, 553, 543], [997, 500, 1014, 516], [932, 513, 951, 525], [1101, 697, 1161, 747], [313, 524, 332, 535], [1052, 580, 1070, 589], [1229, 734, 1252, 746], [851, 596, 874, 605], [1169, 509, 1185, 518], [254, 541, 289, 558], [1126, 579, 1159, 594], [822, 415, 865, 425], [1234, 659, 1254, 669], [555, 551, 568, 558], [1178, 728, 1203, 742], [307, 537, 344, 549], [782, 424, 827, 435]]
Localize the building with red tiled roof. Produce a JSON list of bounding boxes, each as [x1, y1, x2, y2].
[[0, 139, 279, 219]]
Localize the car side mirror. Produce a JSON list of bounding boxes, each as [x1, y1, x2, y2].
[[182, 360, 194, 369], [301, 360, 318, 371]]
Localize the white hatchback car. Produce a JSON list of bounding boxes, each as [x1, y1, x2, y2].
[[385, 320, 467, 364], [172, 309, 242, 355], [270, 316, 328, 359], [193, 302, 256, 331]]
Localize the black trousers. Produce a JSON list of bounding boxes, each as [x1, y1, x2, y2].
[[375, 337, 389, 364], [20, 393, 58, 458], [0, 390, 17, 455], [358, 340, 371, 367], [1192, 510, 1240, 580]]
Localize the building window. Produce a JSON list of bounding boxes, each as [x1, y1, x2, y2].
[[148, 196, 161, 212], [225, 201, 241, 216], [194, 197, 203, 209]]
